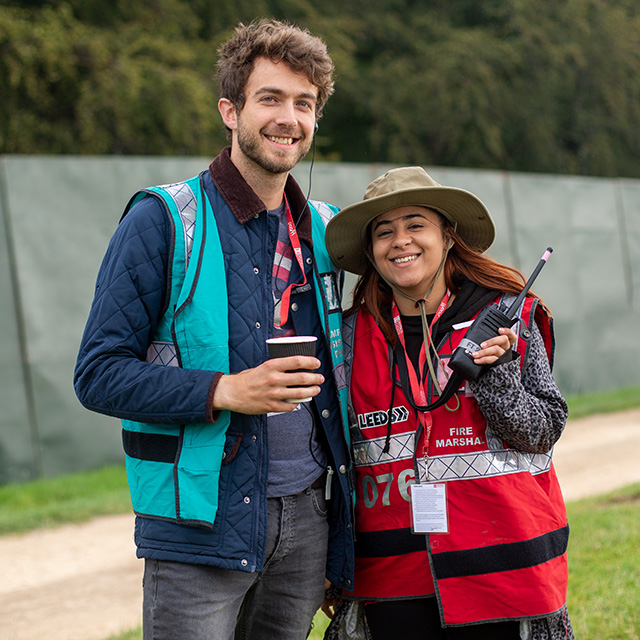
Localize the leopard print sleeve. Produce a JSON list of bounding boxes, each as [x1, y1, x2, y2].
[[523, 605, 574, 640], [468, 319, 568, 454]]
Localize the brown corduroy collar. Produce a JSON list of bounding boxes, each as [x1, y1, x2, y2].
[[208, 147, 313, 244]]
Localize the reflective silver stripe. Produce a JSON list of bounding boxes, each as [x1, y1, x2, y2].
[[309, 200, 342, 281], [147, 341, 178, 366], [321, 272, 341, 311], [158, 181, 197, 264], [309, 199, 334, 227], [333, 361, 347, 392], [353, 430, 552, 481], [426, 449, 552, 482], [353, 432, 415, 467]]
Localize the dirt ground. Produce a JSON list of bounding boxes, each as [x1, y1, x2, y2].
[[2, 409, 640, 640]]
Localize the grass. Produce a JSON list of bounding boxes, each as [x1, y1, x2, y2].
[[565, 483, 640, 639], [565, 384, 640, 420], [105, 630, 141, 640], [0, 464, 131, 535]]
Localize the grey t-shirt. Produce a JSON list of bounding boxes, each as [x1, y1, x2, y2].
[[266, 201, 326, 497]]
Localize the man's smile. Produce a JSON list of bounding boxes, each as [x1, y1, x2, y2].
[[265, 134, 297, 145]]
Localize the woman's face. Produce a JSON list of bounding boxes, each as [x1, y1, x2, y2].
[[370, 206, 448, 300]]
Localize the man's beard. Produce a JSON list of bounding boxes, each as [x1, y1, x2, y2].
[[236, 119, 312, 174]]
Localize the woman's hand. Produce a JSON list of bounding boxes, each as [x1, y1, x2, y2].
[[472, 327, 517, 365]]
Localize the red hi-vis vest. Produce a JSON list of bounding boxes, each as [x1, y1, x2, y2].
[[349, 296, 568, 627]]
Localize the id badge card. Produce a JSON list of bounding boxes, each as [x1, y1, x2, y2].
[[410, 483, 449, 534]]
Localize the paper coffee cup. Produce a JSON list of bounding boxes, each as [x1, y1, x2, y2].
[[266, 336, 318, 402], [266, 335, 317, 359]]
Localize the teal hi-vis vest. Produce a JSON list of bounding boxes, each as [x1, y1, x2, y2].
[[122, 173, 349, 528]]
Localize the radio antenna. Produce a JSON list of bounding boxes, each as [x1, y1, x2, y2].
[[505, 247, 553, 318]]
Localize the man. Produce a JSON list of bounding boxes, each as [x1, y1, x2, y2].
[[74, 19, 353, 639]]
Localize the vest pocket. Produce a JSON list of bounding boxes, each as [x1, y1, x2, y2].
[[222, 432, 243, 466]]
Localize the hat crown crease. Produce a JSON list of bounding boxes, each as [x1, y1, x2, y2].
[[364, 166, 439, 200]]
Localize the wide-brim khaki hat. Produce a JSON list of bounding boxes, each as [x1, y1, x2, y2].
[[325, 166, 495, 274]]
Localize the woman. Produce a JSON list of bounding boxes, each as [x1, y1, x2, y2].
[[323, 167, 573, 639]]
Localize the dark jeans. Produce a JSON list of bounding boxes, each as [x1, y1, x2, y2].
[[142, 486, 329, 640], [364, 598, 521, 640]]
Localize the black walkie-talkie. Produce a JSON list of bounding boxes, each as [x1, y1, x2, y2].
[[448, 248, 553, 381]]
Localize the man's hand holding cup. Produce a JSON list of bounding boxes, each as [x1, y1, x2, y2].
[[212, 336, 323, 415]]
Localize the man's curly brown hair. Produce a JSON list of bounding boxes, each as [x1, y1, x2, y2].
[[217, 19, 335, 126]]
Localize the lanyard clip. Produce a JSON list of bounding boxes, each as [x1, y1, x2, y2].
[[325, 466, 334, 501]]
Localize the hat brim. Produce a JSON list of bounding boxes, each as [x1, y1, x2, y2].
[[325, 185, 495, 275]]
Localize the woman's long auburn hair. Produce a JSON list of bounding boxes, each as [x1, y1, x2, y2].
[[346, 213, 549, 344]]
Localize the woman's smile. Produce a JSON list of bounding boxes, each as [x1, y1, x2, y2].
[[391, 254, 419, 264], [371, 205, 449, 311]]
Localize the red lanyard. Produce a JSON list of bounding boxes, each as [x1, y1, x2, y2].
[[392, 289, 451, 454], [275, 196, 308, 328]]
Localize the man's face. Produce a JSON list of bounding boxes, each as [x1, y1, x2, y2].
[[231, 57, 318, 175]]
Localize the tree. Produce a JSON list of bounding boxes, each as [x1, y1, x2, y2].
[[0, 3, 225, 154]]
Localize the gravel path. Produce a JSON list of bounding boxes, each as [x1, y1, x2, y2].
[[2, 409, 640, 640]]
